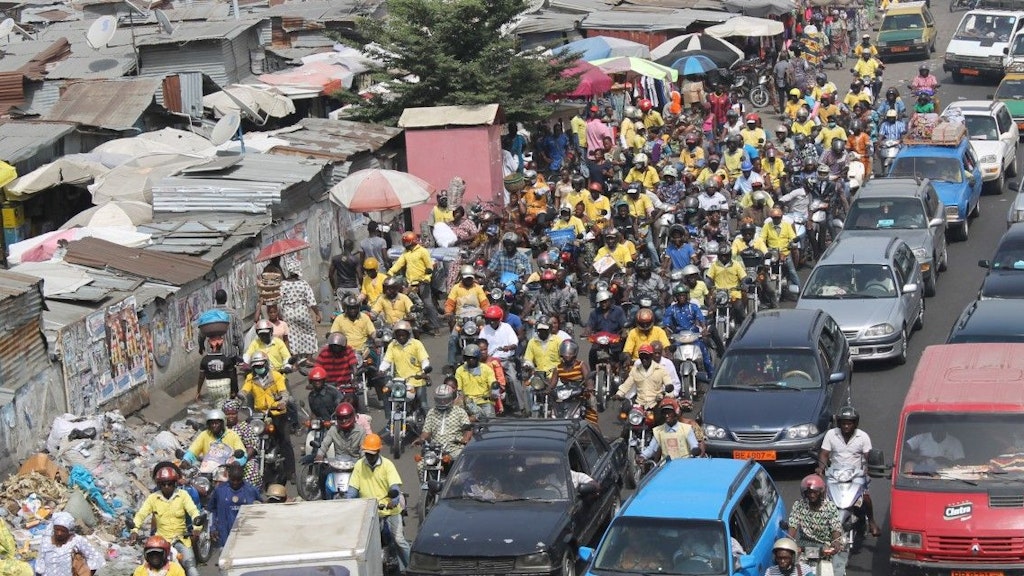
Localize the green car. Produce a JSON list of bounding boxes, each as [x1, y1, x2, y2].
[[876, 1, 937, 60], [996, 73, 1024, 137]]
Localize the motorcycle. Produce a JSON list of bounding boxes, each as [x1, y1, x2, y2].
[[248, 410, 286, 489], [877, 139, 901, 177], [527, 369, 552, 418], [826, 465, 869, 552], [739, 247, 766, 316], [670, 331, 705, 406], [847, 159, 866, 195], [551, 379, 587, 420], [183, 443, 240, 563], [415, 441, 452, 519], [382, 374, 428, 459], [950, 0, 978, 10], [808, 198, 831, 261], [713, 289, 735, 343], [619, 400, 655, 488], [749, 72, 773, 109], [766, 248, 790, 298], [799, 542, 837, 576], [588, 331, 622, 412]]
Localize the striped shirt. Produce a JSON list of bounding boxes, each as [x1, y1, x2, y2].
[[316, 347, 357, 386]]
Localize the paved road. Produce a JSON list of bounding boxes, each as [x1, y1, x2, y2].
[[200, 8, 1015, 571]]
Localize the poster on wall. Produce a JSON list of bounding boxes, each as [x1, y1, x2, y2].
[[151, 303, 173, 368], [231, 258, 257, 320], [316, 208, 334, 260]]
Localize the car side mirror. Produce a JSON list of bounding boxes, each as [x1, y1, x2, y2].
[[578, 482, 599, 497], [968, 174, 977, 186], [828, 371, 846, 384], [578, 547, 595, 562], [867, 448, 889, 478], [1004, 47, 1010, 54], [928, 217, 944, 228], [979, 259, 991, 268], [779, 519, 789, 531], [738, 555, 758, 570], [902, 283, 918, 294]]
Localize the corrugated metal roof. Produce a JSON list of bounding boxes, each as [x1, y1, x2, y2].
[[193, 152, 329, 184], [513, 11, 584, 34], [21, 6, 78, 23], [262, 0, 361, 21], [547, 0, 616, 14], [615, 0, 724, 10], [20, 80, 62, 115], [0, 270, 41, 301], [267, 117, 401, 162], [64, 236, 214, 286], [135, 18, 265, 46], [139, 215, 267, 260], [46, 54, 136, 79], [151, 177, 284, 214], [0, 120, 76, 163], [0, 271, 47, 395], [580, 8, 733, 29], [44, 77, 163, 130], [265, 45, 332, 62], [0, 73, 25, 115], [398, 104, 503, 128], [160, 1, 231, 20]]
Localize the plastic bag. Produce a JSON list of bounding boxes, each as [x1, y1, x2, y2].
[[432, 222, 458, 248], [46, 415, 102, 454]]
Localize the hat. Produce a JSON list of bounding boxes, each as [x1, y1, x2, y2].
[[862, 33, 870, 39], [885, 109, 898, 118], [536, 322, 551, 330], [222, 398, 242, 413], [741, 161, 753, 171], [363, 257, 379, 270], [638, 344, 655, 356], [52, 512, 76, 530]]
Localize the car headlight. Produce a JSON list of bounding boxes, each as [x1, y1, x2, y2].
[[410, 553, 440, 571], [865, 323, 896, 337], [1010, 209, 1024, 223], [704, 424, 727, 439], [981, 154, 998, 164], [891, 530, 923, 549], [945, 205, 960, 219], [516, 552, 551, 569], [912, 247, 928, 261], [784, 423, 819, 439], [990, 55, 1004, 65]]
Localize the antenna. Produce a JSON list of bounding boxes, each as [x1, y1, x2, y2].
[[0, 18, 35, 41], [220, 87, 268, 126], [85, 15, 117, 49], [154, 9, 175, 35], [210, 113, 245, 153]]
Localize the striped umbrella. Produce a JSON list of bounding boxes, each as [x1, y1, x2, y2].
[[329, 169, 434, 213]]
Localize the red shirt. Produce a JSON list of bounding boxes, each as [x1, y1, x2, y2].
[[316, 347, 357, 386], [707, 92, 731, 127]]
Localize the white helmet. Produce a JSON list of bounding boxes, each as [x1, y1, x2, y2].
[[595, 290, 614, 303], [624, 106, 638, 120], [662, 166, 678, 178], [634, 153, 648, 165]]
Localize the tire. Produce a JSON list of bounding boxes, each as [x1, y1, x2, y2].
[[418, 489, 437, 520], [595, 369, 607, 412], [296, 463, 323, 501], [195, 524, 213, 564], [938, 242, 948, 271], [924, 268, 937, 297], [625, 451, 641, 489], [914, 301, 925, 331], [750, 86, 770, 109], [951, 71, 964, 83], [894, 327, 908, 366], [1009, 153, 1018, 178], [390, 420, 403, 459], [952, 217, 969, 242], [562, 551, 578, 576], [988, 173, 1005, 195]]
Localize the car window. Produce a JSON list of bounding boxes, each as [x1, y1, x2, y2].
[[738, 492, 766, 545], [569, 444, 589, 477], [825, 317, 846, 363], [730, 510, 754, 553], [896, 246, 915, 283], [965, 148, 978, 171], [924, 187, 939, 217], [924, 9, 934, 25], [750, 469, 779, 525], [998, 106, 1013, 133], [817, 341, 832, 375], [846, 197, 927, 229], [577, 426, 607, 470]]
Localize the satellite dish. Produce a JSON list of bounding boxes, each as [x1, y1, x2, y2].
[[154, 9, 174, 35], [220, 86, 267, 126], [0, 19, 15, 38], [86, 15, 117, 50], [210, 113, 241, 146]]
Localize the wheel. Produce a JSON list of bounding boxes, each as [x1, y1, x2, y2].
[[914, 301, 925, 331], [973, 197, 982, 216], [195, 524, 213, 564], [924, 268, 937, 297], [296, 463, 323, 501], [952, 217, 969, 242], [595, 370, 607, 412], [1009, 153, 1019, 178], [562, 550, 578, 576], [390, 420, 403, 459], [605, 491, 622, 528], [938, 242, 948, 271], [988, 173, 1005, 195], [418, 489, 437, 520], [951, 71, 964, 83], [750, 86, 770, 109], [894, 327, 908, 366]]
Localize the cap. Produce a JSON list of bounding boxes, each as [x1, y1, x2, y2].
[[536, 322, 551, 330], [886, 109, 897, 118], [638, 344, 655, 356]]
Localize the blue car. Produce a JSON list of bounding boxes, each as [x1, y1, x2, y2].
[[579, 459, 787, 576], [889, 133, 983, 242]]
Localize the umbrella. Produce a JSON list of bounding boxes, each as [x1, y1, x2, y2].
[[59, 201, 153, 230], [651, 33, 744, 61], [550, 36, 651, 61], [255, 238, 310, 262], [587, 57, 679, 82], [704, 16, 785, 38], [12, 227, 151, 264], [5, 156, 109, 198], [0, 161, 16, 189], [330, 169, 434, 214], [559, 60, 613, 97], [92, 128, 215, 157], [657, 48, 738, 70], [665, 54, 718, 76], [18, 229, 79, 263]]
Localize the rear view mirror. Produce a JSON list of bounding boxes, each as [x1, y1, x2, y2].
[[867, 448, 889, 478], [928, 217, 944, 228], [902, 283, 918, 294], [829, 372, 847, 384], [578, 547, 595, 562], [578, 482, 599, 497], [979, 259, 991, 268]]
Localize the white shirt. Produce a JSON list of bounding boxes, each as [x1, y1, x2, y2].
[[732, 172, 764, 195], [480, 322, 519, 360], [633, 356, 681, 395], [821, 428, 872, 469], [641, 422, 699, 460], [698, 192, 729, 213], [907, 432, 965, 461]]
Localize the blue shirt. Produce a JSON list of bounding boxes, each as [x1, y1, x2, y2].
[[665, 242, 696, 270], [663, 302, 706, 334], [207, 482, 261, 544], [488, 251, 532, 278], [505, 312, 523, 333], [587, 305, 627, 334]]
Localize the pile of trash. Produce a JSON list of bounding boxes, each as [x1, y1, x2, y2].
[[4, 407, 216, 574]]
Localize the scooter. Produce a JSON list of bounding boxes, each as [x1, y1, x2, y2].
[[826, 465, 869, 552], [847, 159, 866, 195], [551, 380, 586, 420], [670, 331, 705, 406], [877, 139, 901, 177], [799, 541, 837, 576]]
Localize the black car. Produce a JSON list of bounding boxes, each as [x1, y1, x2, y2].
[[408, 419, 627, 576], [947, 299, 1024, 343], [700, 309, 852, 467], [978, 223, 1024, 299]]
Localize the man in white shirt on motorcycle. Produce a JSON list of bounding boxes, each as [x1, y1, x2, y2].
[[815, 406, 880, 538]]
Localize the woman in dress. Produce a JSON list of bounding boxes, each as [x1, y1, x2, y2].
[[35, 512, 104, 576], [278, 258, 321, 360]]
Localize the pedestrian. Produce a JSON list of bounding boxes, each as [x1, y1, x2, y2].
[[279, 258, 322, 360], [208, 463, 261, 547], [35, 512, 105, 576], [773, 52, 792, 114], [360, 221, 390, 268], [329, 239, 362, 300]]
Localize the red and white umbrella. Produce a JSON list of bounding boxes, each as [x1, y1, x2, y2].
[[329, 169, 434, 213], [255, 238, 310, 262]]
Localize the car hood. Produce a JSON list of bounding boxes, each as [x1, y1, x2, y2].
[[797, 297, 902, 334], [970, 139, 1003, 161], [1003, 98, 1024, 119], [932, 180, 969, 210], [702, 388, 825, 430], [879, 29, 924, 42], [414, 499, 567, 557], [981, 270, 1024, 298], [838, 229, 932, 254]]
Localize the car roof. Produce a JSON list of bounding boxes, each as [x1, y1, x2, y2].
[[997, 222, 1024, 249], [949, 299, 1024, 341], [730, 309, 824, 349], [467, 418, 584, 452], [1003, 73, 1024, 81], [904, 345, 1024, 412], [622, 459, 758, 520], [855, 178, 927, 199], [819, 234, 904, 264], [885, 2, 928, 13], [947, 101, 1000, 115], [896, 140, 968, 157]]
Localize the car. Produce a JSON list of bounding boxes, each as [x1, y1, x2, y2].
[[944, 6, 1024, 82], [699, 309, 851, 467], [943, 100, 1019, 193], [993, 72, 1024, 136], [407, 419, 627, 576], [578, 459, 788, 576], [1009, 177, 1024, 226], [889, 127, 983, 242], [797, 235, 925, 365], [947, 299, 1024, 342], [978, 222, 1024, 299], [838, 177, 947, 296], [876, 2, 937, 60]]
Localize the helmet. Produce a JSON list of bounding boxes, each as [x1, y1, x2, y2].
[[638, 344, 655, 356], [886, 87, 898, 99], [571, 174, 585, 189], [462, 343, 482, 359], [662, 166, 678, 178], [636, 308, 655, 328], [658, 397, 681, 414], [250, 351, 269, 368], [558, 339, 579, 359], [541, 269, 557, 281], [626, 182, 642, 194], [797, 109, 809, 122], [635, 259, 652, 272], [836, 406, 860, 424], [708, 154, 721, 165], [684, 134, 699, 146], [919, 64, 930, 73], [624, 105, 638, 119], [740, 160, 753, 171], [851, 120, 863, 133], [342, 295, 360, 309], [483, 305, 504, 320], [638, 98, 653, 112], [817, 164, 831, 177], [753, 190, 768, 205], [831, 139, 845, 154], [393, 320, 413, 334], [886, 109, 898, 119], [144, 535, 172, 559], [309, 366, 328, 381], [501, 232, 519, 245], [773, 537, 800, 556], [684, 196, 700, 213], [362, 433, 383, 453], [255, 319, 273, 333], [205, 409, 227, 423], [588, 181, 603, 193], [727, 109, 739, 118], [851, 79, 863, 90], [604, 227, 619, 239], [266, 484, 287, 501], [634, 153, 648, 165], [789, 88, 801, 97], [717, 244, 732, 257], [740, 222, 755, 235], [153, 465, 179, 483], [435, 384, 456, 410], [682, 264, 700, 277], [801, 474, 826, 494], [363, 257, 379, 270], [705, 240, 720, 255], [401, 232, 418, 246], [524, 169, 538, 180], [460, 265, 476, 279], [672, 284, 690, 296], [775, 124, 788, 134], [729, 134, 743, 147], [383, 276, 402, 289], [629, 106, 643, 120], [815, 72, 827, 84], [595, 290, 613, 304], [327, 332, 347, 347], [335, 402, 356, 430]]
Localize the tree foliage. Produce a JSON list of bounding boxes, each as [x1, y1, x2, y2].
[[348, 0, 579, 125]]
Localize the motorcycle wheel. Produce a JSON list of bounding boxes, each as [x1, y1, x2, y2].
[[625, 451, 641, 489], [595, 370, 607, 412], [296, 463, 323, 501], [195, 524, 213, 564], [418, 489, 437, 520], [390, 419, 403, 459], [750, 86, 770, 109]]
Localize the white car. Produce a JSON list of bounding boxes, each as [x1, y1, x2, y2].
[[943, 101, 1019, 194]]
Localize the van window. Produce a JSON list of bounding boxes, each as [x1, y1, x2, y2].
[[729, 510, 753, 552], [897, 411, 1024, 487], [1011, 32, 1024, 56], [954, 13, 1016, 42]]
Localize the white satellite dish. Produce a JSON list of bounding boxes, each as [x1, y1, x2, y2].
[[210, 113, 241, 146], [0, 19, 14, 37], [154, 9, 174, 35], [220, 86, 268, 126], [86, 15, 117, 50]]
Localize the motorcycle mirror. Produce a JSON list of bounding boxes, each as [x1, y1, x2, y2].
[[690, 447, 702, 457], [174, 448, 185, 459], [867, 448, 889, 478], [779, 519, 790, 531], [664, 384, 674, 394], [233, 449, 245, 459], [427, 480, 444, 493], [298, 400, 306, 408], [387, 487, 401, 499], [310, 441, 321, 450]]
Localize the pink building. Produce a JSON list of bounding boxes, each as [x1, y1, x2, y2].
[[398, 104, 505, 227]]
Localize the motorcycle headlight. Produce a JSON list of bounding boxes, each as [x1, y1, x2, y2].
[[891, 530, 923, 549], [864, 323, 896, 337], [193, 477, 211, 496], [704, 424, 727, 439], [310, 419, 322, 430], [517, 552, 551, 569], [424, 452, 440, 467], [596, 280, 609, 292], [784, 423, 819, 439], [715, 291, 729, 305], [249, 420, 266, 435], [556, 388, 573, 400], [392, 382, 407, 398], [628, 410, 644, 426], [463, 322, 478, 336], [596, 335, 610, 346]]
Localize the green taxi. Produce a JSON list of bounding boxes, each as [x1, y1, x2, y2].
[[995, 73, 1024, 137], [876, 1, 937, 60]]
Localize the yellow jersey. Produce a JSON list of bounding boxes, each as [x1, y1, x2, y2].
[[430, 206, 454, 225], [456, 362, 497, 402], [360, 273, 387, 306], [349, 457, 403, 517], [524, 337, 561, 373], [583, 195, 612, 221], [625, 194, 653, 218], [562, 190, 588, 212], [624, 167, 660, 191], [134, 564, 186, 576], [445, 283, 490, 315], [371, 293, 414, 325], [244, 338, 291, 371], [741, 128, 767, 148], [330, 313, 376, 352], [596, 243, 634, 269], [388, 245, 433, 284], [382, 338, 430, 387], [552, 215, 585, 235], [623, 326, 670, 360], [132, 490, 202, 546], [241, 371, 289, 416]]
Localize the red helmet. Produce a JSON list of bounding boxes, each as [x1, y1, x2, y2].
[[658, 397, 681, 414], [144, 535, 172, 560], [801, 474, 826, 494], [745, 113, 760, 124], [154, 466, 178, 484], [483, 305, 504, 320], [638, 98, 653, 112], [588, 182, 603, 193], [401, 232, 418, 246], [335, 402, 356, 430], [309, 366, 327, 382], [541, 269, 557, 282]]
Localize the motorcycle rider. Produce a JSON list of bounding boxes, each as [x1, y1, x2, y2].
[[624, 153, 660, 191], [243, 320, 294, 372], [877, 88, 907, 119], [910, 64, 939, 93], [387, 231, 441, 333], [330, 296, 376, 355], [741, 113, 766, 149], [722, 134, 750, 182], [760, 207, 801, 299], [596, 227, 635, 270], [696, 155, 729, 187], [134, 535, 184, 576], [789, 474, 846, 576], [761, 148, 787, 193], [639, 398, 700, 463], [359, 257, 387, 307], [732, 160, 764, 198], [547, 340, 599, 424], [346, 434, 410, 572], [306, 366, 343, 421], [130, 463, 205, 576], [624, 308, 670, 361], [222, 398, 262, 490], [371, 277, 414, 326], [487, 232, 532, 284], [791, 108, 815, 138], [238, 352, 295, 486], [614, 344, 672, 411], [816, 406, 882, 538], [663, 285, 715, 382], [583, 182, 612, 223], [379, 320, 432, 418], [816, 94, 841, 128], [626, 259, 666, 317], [304, 402, 364, 463], [879, 109, 906, 142], [182, 409, 247, 468], [445, 265, 490, 366], [847, 120, 873, 178], [766, 537, 814, 576], [740, 188, 773, 225], [455, 344, 499, 420], [524, 269, 571, 324], [679, 134, 706, 177], [524, 320, 561, 376], [584, 290, 627, 368], [412, 383, 473, 476], [707, 244, 749, 326], [315, 333, 359, 398]]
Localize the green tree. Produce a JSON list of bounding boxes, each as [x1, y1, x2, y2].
[[349, 0, 579, 126]]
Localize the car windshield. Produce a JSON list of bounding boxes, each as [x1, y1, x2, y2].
[[881, 13, 924, 30], [890, 157, 963, 183], [964, 115, 1000, 140], [990, 239, 1024, 269], [947, 332, 1024, 343], [953, 13, 1016, 42], [846, 197, 927, 230], [441, 451, 571, 501], [712, 350, 821, 390], [592, 517, 729, 575], [897, 412, 1024, 487], [996, 77, 1024, 99], [804, 264, 898, 298]]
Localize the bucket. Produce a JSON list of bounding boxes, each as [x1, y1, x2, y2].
[[504, 173, 525, 194]]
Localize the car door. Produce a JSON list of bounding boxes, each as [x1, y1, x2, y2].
[[964, 147, 984, 206], [569, 441, 603, 544], [923, 186, 945, 258], [816, 332, 841, 421], [894, 246, 922, 325], [997, 105, 1020, 166], [576, 426, 619, 524], [728, 482, 770, 576], [747, 469, 785, 576]]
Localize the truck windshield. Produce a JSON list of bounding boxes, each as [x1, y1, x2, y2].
[[592, 517, 728, 575], [898, 412, 1024, 486], [890, 157, 963, 183], [954, 13, 1016, 42], [996, 77, 1024, 99], [882, 13, 925, 30]]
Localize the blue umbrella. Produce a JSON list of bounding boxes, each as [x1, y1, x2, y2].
[[550, 36, 650, 62], [667, 54, 718, 76]]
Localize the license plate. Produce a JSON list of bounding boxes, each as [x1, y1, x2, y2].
[[891, 46, 910, 52], [1017, 121, 1024, 130], [962, 68, 980, 76], [849, 347, 860, 355], [952, 572, 1003, 576], [733, 450, 777, 461]]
